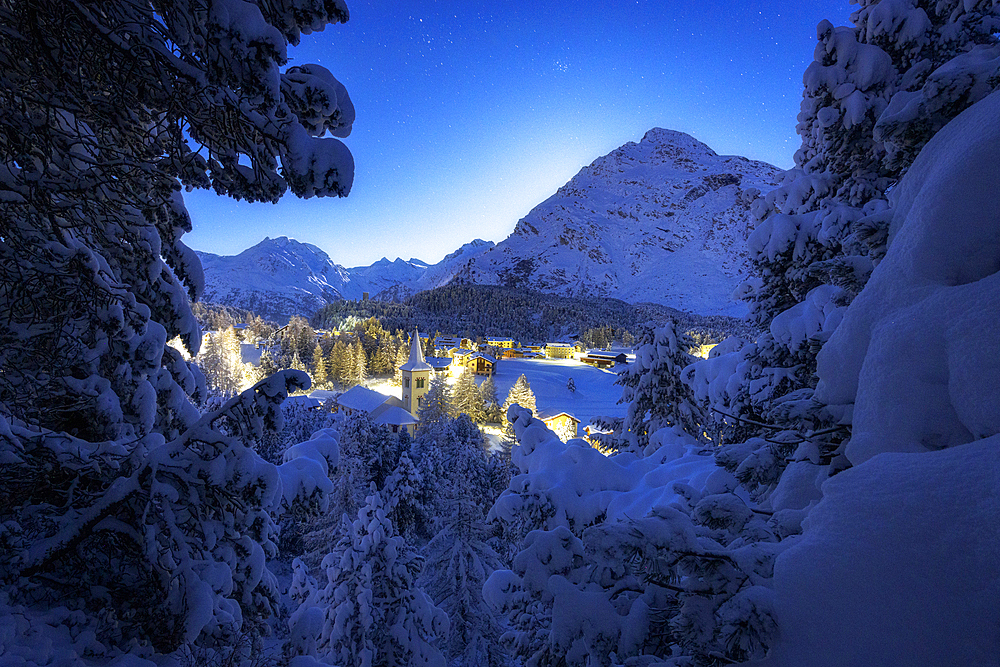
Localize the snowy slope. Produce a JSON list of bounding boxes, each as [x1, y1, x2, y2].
[[198, 237, 352, 324], [198, 237, 495, 323], [457, 128, 782, 316]]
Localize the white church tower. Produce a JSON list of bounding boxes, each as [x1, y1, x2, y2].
[[400, 327, 432, 418]]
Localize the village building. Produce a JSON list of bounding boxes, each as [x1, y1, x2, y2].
[[435, 335, 472, 351], [539, 409, 581, 442], [465, 352, 497, 377], [334, 384, 419, 435], [545, 342, 575, 359], [580, 351, 628, 369], [486, 336, 516, 349], [426, 356, 456, 376]]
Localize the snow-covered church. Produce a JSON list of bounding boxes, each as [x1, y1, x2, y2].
[[333, 328, 430, 435]]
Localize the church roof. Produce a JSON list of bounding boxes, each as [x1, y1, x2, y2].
[[371, 404, 419, 427], [336, 385, 392, 413], [399, 327, 432, 372]]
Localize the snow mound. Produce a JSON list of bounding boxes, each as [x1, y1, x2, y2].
[[815, 89, 1000, 464], [772, 435, 1000, 666]]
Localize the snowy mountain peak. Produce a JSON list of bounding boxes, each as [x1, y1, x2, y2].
[[459, 128, 783, 316]]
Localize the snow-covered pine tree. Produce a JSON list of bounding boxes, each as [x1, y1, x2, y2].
[[312, 343, 329, 388], [419, 375, 454, 427], [394, 342, 409, 386], [199, 326, 246, 396], [0, 0, 355, 655], [500, 374, 536, 454], [479, 375, 502, 423], [605, 322, 705, 454], [383, 450, 433, 542], [351, 338, 367, 386], [328, 339, 349, 386], [306, 489, 449, 667], [501, 375, 536, 428], [452, 369, 485, 423], [692, 0, 1000, 501], [422, 496, 508, 667]]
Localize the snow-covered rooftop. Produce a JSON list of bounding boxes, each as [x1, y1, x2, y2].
[[371, 405, 419, 427], [336, 385, 391, 413]]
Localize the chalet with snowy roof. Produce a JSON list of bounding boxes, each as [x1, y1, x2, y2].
[[580, 351, 628, 369], [435, 335, 471, 351], [539, 410, 580, 441], [426, 356, 456, 376], [466, 352, 496, 377], [284, 394, 322, 410], [545, 342, 575, 359]]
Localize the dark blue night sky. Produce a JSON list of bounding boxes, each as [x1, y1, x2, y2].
[[184, 0, 853, 266]]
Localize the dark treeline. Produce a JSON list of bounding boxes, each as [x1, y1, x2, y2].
[[311, 283, 753, 344]]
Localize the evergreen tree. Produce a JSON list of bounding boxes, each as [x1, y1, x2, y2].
[[328, 339, 348, 387], [452, 370, 485, 423], [305, 490, 449, 667], [0, 0, 356, 653], [479, 376, 502, 423], [311, 343, 329, 388], [614, 321, 705, 454], [286, 315, 318, 360], [693, 0, 1000, 500], [422, 497, 508, 667], [383, 450, 432, 543], [501, 375, 536, 429], [198, 326, 246, 396], [420, 375, 454, 427], [259, 350, 281, 378], [351, 338, 367, 386], [374, 333, 396, 375], [394, 342, 410, 386], [290, 350, 308, 375], [566, 377, 576, 393]]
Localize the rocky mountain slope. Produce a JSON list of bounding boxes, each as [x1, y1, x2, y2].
[[456, 128, 782, 315]]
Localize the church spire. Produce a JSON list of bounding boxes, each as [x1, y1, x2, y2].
[[399, 327, 432, 372]]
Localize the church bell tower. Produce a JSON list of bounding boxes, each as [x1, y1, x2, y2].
[[399, 327, 432, 418]]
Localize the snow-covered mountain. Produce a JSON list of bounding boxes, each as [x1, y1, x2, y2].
[[456, 128, 782, 315], [198, 129, 780, 321], [197, 237, 494, 323]]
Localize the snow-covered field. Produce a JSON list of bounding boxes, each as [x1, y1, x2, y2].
[[490, 357, 626, 429]]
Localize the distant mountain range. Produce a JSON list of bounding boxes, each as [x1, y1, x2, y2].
[[196, 237, 494, 324], [196, 128, 781, 323]]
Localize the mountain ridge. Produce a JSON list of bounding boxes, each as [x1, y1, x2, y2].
[[197, 128, 781, 322]]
